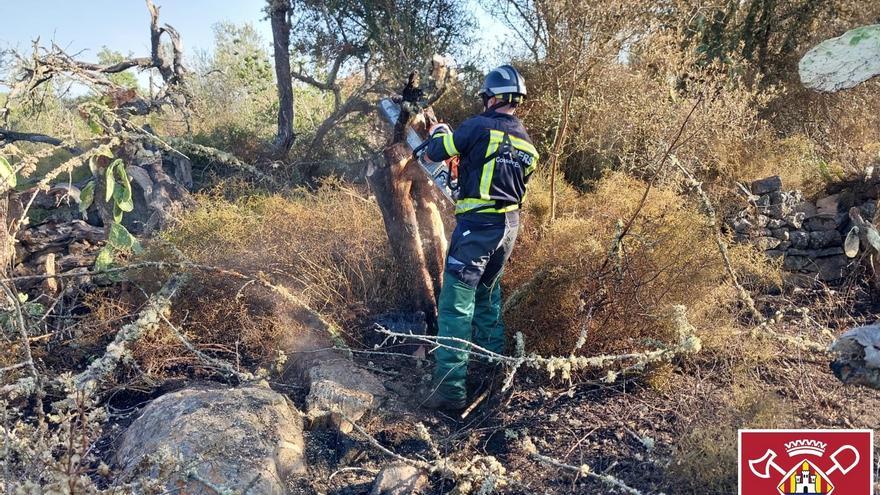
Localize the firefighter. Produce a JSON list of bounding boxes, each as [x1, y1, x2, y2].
[[421, 64, 538, 410]]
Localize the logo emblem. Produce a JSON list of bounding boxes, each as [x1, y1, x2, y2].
[[739, 430, 873, 495]]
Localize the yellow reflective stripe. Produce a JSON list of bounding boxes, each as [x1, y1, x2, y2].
[[508, 134, 538, 156], [455, 198, 520, 215], [479, 159, 495, 200], [480, 134, 500, 200], [525, 158, 538, 176], [439, 132, 458, 156]]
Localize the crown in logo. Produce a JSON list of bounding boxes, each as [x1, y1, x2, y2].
[[784, 439, 827, 457]]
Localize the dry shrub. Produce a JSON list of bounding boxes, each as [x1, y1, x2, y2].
[[521, 30, 874, 210], [129, 277, 288, 381], [669, 385, 791, 494], [163, 179, 401, 323], [506, 172, 725, 357], [770, 79, 880, 180]]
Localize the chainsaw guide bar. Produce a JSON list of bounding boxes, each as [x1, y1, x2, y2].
[[379, 98, 456, 202]]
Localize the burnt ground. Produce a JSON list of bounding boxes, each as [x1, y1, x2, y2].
[[274, 285, 880, 495]]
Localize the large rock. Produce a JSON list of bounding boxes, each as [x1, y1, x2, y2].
[[115, 385, 305, 495], [831, 324, 880, 389], [800, 25, 880, 92], [789, 230, 810, 249], [370, 464, 429, 495], [306, 358, 387, 433]]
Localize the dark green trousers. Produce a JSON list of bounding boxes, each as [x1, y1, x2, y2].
[[433, 213, 519, 402]]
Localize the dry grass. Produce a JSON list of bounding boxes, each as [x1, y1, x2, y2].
[[163, 179, 402, 323], [669, 383, 792, 494], [506, 172, 728, 357]]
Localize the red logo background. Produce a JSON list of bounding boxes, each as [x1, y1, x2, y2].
[[739, 429, 873, 495]]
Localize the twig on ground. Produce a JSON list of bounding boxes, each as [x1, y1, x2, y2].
[[157, 312, 255, 382], [523, 436, 643, 494]]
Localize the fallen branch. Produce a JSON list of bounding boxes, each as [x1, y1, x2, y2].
[[0, 128, 82, 153], [674, 158, 763, 323], [164, 138, 278, 186], [343, 413, 511, 493], [72, 273, 188, 395], [376, 305, 702, 382]]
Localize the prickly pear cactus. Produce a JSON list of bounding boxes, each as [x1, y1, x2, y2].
[[799, 24, 880, 92]]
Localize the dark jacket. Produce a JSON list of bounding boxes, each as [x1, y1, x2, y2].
[[426, 110, 538, 217]]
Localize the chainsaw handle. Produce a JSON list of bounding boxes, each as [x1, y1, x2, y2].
[[412, 139, 430, 158]]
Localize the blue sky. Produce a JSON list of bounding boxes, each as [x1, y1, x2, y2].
[[1, 0, 510, 68], [1, 0, 271, 58]]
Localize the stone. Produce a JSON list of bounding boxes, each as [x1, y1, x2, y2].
[[370, 464, 429, 495], [778, 241, 792, 250], [804, 214, 838, 231], [769, 191, 786, 206], [809, 230, 843, 249], [752, 228, 773, 238], [783, 255, 812, 271], [766, 202, 790, 219], [785, 212, 806, 229], [732, 217, 753, 234], [795, 201, 818, 219], [788, 247, 845, 257], [765, 249, 785, 259], [755, 195, 771, 208], [115, 385, 306, 495], [306, 358, 386, 434], [755, 214, 770, 228], [830, 324, 880, 390], [752, 236, 782, 251], [799, 25, 880, 92], [767, 218, 786, 229], [816, 194, 840, 216], [789, 230, 810, 249], [751, 176, 782, 195], [815, 255, 849, 281], [772, 228, 790, 241], [862, 200, 877, 221]]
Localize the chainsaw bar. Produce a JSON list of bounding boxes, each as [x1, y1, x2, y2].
[[379, 98, 455, 202]]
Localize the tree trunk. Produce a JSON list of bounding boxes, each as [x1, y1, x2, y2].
[[412, 177, 447, 299], [270, 0, 295, 157], [367, 144, 440, 327]]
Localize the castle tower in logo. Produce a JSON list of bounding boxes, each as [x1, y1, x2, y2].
[[779, 461, 832, 495]]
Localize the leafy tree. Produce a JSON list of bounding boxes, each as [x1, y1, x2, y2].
[[97, 47, 139, 90], [283, 0, 475, 165], [210, 22, 275, 95]]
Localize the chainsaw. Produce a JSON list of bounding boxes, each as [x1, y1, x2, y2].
[[378, 98, 457, 202]]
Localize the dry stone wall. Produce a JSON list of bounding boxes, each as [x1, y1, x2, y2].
[[730, 176, 876, 282]]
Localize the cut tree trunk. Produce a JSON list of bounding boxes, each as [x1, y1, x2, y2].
[[368, 144, 439, 326], [367, 101, 452, 330]]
